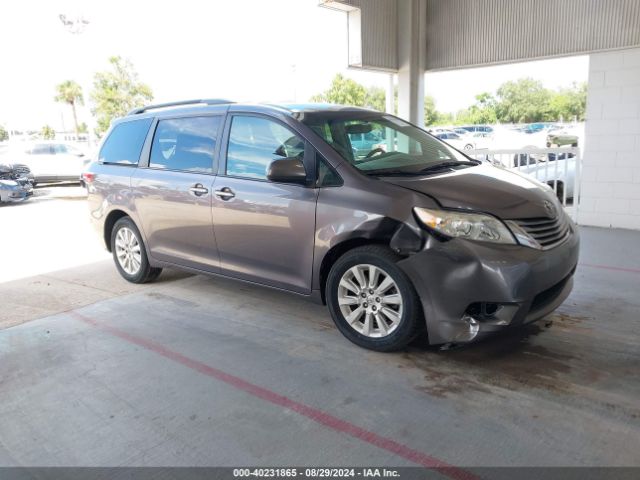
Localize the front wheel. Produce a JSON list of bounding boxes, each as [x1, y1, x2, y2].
[[326, 245, 424, 351], [111, 217, 162, 283]]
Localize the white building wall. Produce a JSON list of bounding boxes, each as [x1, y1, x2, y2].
[[580, 48, 640, 230]]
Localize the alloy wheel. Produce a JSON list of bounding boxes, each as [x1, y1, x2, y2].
[[337, 264, 403, 338], [115, 227, 142, 275]]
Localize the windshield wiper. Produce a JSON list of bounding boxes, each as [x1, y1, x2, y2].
[[418, 160, 480, 173], [364, 170, 424, 177], [364, 160, 480, 177]]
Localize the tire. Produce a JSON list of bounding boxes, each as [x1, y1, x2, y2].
[[464, 144, 474, 150], [326, 245, 424, 352], [110, 217, 162, 283]]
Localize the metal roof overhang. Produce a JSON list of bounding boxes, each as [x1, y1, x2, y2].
[[320, 0, 640, 72]]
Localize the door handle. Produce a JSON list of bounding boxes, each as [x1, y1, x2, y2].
[[189, 183, 209, 196], [214, 187, 235, 200]]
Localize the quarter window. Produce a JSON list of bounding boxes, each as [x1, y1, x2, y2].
[[100, 118, 153, 165], [149, 116, 221, 173], [226, 116, 305, 180], [316, 154, 342, 187]]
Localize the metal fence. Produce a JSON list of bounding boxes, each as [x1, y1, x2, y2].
[[466, 147, 581, 222]]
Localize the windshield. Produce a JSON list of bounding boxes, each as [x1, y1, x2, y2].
[[300, 112, 477, 175]]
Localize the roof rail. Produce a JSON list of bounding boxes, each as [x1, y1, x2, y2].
[[127, 99, 234, 115]]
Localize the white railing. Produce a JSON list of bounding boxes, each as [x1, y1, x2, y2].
[[465, 147, 581, 222]]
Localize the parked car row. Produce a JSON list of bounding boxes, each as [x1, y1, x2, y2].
[[428, 122, 581, 150]]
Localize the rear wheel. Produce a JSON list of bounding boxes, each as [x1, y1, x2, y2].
[[326, 245, 424, 351], [111, 217, 162, 283]]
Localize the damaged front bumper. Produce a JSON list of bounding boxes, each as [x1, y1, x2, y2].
[[0, 180, 33, 203], [398, 228, 580, 345]]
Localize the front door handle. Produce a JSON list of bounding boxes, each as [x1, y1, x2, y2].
[[189, 183, 209, 196], [214, 187, 235, 200]]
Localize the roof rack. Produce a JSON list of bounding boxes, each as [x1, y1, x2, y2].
[[127, 99, 234, 115]]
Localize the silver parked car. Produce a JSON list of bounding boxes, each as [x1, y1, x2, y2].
[[85, 100, 579, 351], [1, 142, 87, 185]]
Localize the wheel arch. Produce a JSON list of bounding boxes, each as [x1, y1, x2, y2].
[[103, 209, 130, 252], [318, 238, 387, 305]]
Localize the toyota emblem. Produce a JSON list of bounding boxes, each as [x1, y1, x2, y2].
[[543, 200, 556, 218]]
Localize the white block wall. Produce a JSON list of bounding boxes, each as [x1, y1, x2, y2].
[[580, 48, 640, 230]]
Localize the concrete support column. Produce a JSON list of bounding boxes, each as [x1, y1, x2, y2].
[[397, 0, 427, 125], [385, 73, 395, 114]]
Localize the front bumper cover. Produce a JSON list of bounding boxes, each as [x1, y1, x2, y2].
[[398, 228, 580, 345]]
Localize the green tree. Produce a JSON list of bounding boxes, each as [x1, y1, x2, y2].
[[311, 74, 367, 107], [425, 95, 453, 126], [548, 82, 587, 122], [494, 78, 553, 123], [364, 85, 386, 112], [0, 124, 8, 142], [54, 80, 83, 136], [312, 75, 455, 124], [90, 56, 153, 136], [41, 125, 55, 140], [455, 92, 498, 125], [311, 74, 392, 112], [77, 122, 88, 134]]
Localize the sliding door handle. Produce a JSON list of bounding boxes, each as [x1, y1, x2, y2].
[[189, 183, 209, 196], [214, 188, 235, 200]]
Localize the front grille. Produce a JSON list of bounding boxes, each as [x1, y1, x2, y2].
[[514, 214, 571, 249]]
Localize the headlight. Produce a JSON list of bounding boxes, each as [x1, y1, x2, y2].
[[413, 207, 516, 245]]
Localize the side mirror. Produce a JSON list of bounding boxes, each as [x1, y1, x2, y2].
[[266, 157, 307, 185]]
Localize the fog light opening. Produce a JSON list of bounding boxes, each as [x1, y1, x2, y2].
[[465, 302, 502, 321]]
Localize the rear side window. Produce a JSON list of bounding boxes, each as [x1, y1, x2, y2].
[[99, 118, 152, 165], [149, 116, 221, 173]]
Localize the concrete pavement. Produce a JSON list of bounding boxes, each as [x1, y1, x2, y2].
[[1, 190, 639, 469]]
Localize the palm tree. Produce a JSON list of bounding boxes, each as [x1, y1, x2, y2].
[[54, 80, 84, 136]]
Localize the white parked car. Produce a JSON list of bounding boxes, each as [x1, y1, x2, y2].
[[0, 142, 88, 185], [512, 152, 576, 200], [435, 132, 476, 150]]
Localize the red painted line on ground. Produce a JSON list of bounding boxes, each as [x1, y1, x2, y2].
[[580, 263, 640, 274], [70, 311, 479, 480]]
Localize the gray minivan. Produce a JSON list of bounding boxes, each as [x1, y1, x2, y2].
[[85, 100, 579, 351]]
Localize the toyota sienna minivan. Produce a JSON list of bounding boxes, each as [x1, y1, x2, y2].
[[85, 99, 579, 351]]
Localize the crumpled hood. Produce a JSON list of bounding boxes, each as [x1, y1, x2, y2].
[[381, 164, 558, 219]]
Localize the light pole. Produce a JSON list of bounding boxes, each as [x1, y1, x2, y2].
[[59, 13, 94, 147]]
